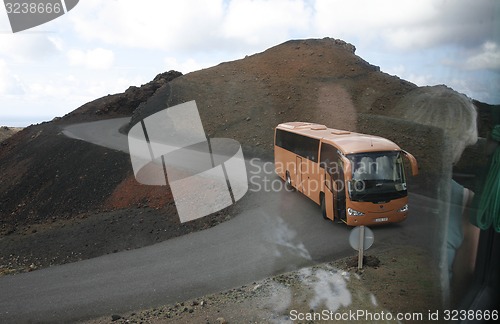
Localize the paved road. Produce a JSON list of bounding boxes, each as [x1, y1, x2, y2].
[[0, 118, 440, 323], [62, 117, 131, 153]]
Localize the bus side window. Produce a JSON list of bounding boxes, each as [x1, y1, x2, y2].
[[320, 143, 335, 173], [276, 129, 319, 162]]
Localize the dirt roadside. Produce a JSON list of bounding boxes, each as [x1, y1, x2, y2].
[[84, 245, 442, 324]]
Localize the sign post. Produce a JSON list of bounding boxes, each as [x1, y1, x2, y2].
[[349, 226, 374, 270], [358, 226, 364, 269]]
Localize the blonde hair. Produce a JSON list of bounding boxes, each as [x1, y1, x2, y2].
[[395, 85, 478, 164]]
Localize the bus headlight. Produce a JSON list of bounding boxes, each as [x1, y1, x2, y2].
[[398, 204, 408, 212], [347, 208, 364, 216]]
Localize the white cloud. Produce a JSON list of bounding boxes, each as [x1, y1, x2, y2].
[[164, 56, 207, 74], [221, 0, 313, 48], [314, 0, 437, 49], [0, 33, 60, 62], [32, 75, 135, 103], [67, 0, 317, 54], [69, 0, 225, 51], [465, 42, 500, 70], [67, 48, 115, 69], [0, 69, 151, 126], [384, 64, 407, 78], [314, 0, 497, 51], [48, 36, 65, 52], [66, 0, 499, 61], [385, 63, 434, 87], [406, 73, 435, 88], [0, 59, 25, 95]]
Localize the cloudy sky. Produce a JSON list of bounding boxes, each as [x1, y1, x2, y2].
[[0, 0, 498, 126]]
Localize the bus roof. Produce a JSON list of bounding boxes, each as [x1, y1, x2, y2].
[[276, 122, 401, 154]]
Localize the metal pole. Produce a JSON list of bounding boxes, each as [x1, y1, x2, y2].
[[358, 225, 364, 270]]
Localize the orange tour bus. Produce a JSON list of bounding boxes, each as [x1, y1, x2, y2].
[[274, 122, 418, 226]]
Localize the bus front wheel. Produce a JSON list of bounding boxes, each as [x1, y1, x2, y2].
[[320, 194, 328, 220], [285, 172, 294, 191]]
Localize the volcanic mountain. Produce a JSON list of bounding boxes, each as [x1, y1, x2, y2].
[[0, 38, 497, 272]]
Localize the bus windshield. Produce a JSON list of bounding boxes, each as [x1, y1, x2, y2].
[[347, 151, 407, 202]]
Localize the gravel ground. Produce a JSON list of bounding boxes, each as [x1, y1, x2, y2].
[[83, 245, 442, 324]]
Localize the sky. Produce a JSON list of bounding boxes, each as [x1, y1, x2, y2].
[[0, 0, 499, 127]]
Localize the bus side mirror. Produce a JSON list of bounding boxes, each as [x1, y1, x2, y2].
[[402, 150, 418, 176]]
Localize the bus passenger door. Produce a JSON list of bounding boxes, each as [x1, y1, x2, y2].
[[296, 156, 303, 192], [319, 143, 337, 221], [333, 154, 346, 222], [323, 169, 335, 220]]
